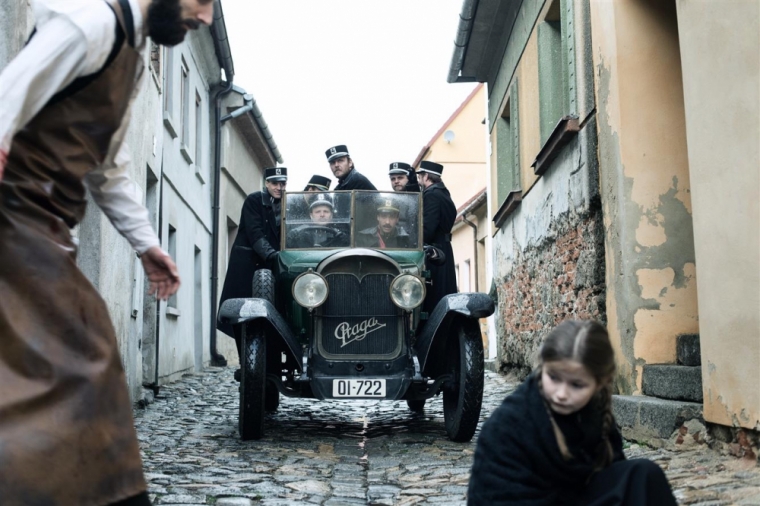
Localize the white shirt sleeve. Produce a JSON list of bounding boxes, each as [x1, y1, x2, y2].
[[85, 137, 160, 255], [0, 15, 89, 153]]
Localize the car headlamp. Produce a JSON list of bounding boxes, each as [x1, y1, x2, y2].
[[390, 274, 425, 310], [293, 272, 328, 309]]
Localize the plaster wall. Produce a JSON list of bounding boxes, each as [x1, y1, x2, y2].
[[0, 0, 32, 69], [589, 0, 699, 394], [675, 1, 760, 429]]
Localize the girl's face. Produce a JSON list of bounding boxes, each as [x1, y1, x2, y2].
[[541, 359, 603, 415]]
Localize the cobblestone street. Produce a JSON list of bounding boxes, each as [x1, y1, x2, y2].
[[134, 368, 760, 505]]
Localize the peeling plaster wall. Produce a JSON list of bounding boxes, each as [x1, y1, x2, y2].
[[493, 126, 604, 376], [589, 0, 699, 394], [675, 1, 760, 429]]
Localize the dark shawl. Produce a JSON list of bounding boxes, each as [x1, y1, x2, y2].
[[467, 374, 624, 505]]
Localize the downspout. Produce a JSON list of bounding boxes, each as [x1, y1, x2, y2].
[[462, 214, 479, 292], [209, 80, 234, 366], [209, 0, 235, 366]]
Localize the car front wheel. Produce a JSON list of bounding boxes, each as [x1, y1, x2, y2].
[[239, 322, 266, 440], [442, 319, 484, 442]]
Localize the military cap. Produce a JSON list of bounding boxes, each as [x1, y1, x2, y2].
[[417, 161, 443, 176], [309, 193, 334, 211], [304, 174, 331, 191], [376, 197, 400, 214], [265, 166, 288, 182], [388, 162, 413, 176], [325, 144, 349, 162]]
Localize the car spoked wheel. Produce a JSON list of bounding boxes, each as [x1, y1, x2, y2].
[[442, 319, 484, 442], [406, 399, 426, 412], [239, 322, 266, 440]]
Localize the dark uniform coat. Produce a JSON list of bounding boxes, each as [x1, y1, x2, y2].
[[218, 190, 281, 337], [467, 374, 677, 505], [0, 1, 148, 503], [421, 182, 457, 314], [334, 168, 377, 191], [356, 226, 412, 249]]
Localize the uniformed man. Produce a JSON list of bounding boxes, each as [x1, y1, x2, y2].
[[0, 0, 211, 504], [326, 144, 377, 191], [218, 167, 287, 337], [417, 161, 458, 314], [303, 174, 332, 192], [388, 161, 421, 192], [287, 193, 348, 248], [356, 198, 412, 249]]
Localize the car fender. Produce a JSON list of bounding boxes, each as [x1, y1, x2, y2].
[[413, 293, 494, 373], [218, 298, 303, 372]]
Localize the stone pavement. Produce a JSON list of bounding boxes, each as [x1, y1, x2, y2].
[[134, 367, 760, 505]]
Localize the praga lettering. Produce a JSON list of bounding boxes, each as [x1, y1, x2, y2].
[[334, 317, 387, 348]]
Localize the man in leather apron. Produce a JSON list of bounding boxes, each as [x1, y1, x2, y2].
[[0, 0, 213, 505]]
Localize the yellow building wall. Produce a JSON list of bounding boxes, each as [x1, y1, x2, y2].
[[590, 0, 699, 393], [675, 0, 760, 429], [423, 85, 487, 209]]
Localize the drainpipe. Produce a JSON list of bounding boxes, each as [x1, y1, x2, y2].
[[208, 0, 235, 366], [462, 214, 479, 292], [209, 80, 234, 366]]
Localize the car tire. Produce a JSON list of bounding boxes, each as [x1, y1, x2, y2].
[[252, 269, 275, 302], [239, 323, 266, 440], [407, 399, 426, 412], [442, 319, 484, 442], [252, 269, 279, 412]]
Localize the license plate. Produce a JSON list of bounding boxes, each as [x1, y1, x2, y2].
[[332, 379, 386, 398]]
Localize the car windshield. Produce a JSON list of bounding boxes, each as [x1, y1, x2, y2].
[[283, 191, 421, 250]]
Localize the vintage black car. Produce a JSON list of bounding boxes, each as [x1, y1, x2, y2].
[[218, 191, 494, 442]]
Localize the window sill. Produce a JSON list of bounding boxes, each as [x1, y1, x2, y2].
[[493, 190, 523, 230], [163, 113, 178, 139], [166, 306, 181, 318], [180, 144, 193, 164], [195, 164, 206, 184], [532, 115, 580, 176]]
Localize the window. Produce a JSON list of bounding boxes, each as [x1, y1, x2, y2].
[[180, 57, 192, 162], [495, 87, 520, 206], [163, 47, 177, 138], [195, 90, 204, 181], [167, 225, 179, 312], [537, 0, 576, 143], [149, 40, 162, 91]]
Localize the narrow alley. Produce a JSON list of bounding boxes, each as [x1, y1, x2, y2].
[[135, 370, 760, 506]]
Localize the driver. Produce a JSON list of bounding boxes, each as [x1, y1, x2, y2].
[[287, 194, 348, 248], [357, 198, 411, 249]]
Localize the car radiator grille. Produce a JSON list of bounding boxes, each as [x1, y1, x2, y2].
[[318, 273, 401, 358]]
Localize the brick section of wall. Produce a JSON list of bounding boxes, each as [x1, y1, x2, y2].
[[496, 209, 606, 377]]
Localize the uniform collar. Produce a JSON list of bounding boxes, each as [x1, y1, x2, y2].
[[339, 168, 356, 184]]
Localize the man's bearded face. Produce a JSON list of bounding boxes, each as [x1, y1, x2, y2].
[[148, 0, 212, 46]]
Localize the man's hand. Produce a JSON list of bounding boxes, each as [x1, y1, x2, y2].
[[140, 246, 181, 300], [0, 149, 7, 181]]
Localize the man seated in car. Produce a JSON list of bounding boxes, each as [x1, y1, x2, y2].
[[287, 193, 348, 248], [357, 198, 411, 249]]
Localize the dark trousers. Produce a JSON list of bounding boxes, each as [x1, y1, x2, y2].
[[582, 458, 677, 505]]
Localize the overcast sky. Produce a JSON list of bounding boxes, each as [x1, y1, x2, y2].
[[222, 0, 478, 191]]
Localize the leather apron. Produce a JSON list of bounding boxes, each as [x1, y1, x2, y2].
[[0, 2, 147, 504]]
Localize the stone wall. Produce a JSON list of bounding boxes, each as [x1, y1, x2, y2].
[[496, 204, 605, 377]]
